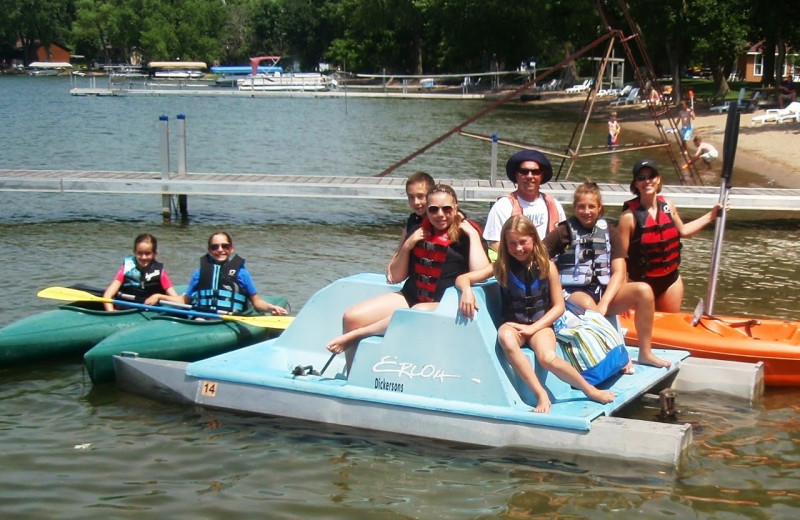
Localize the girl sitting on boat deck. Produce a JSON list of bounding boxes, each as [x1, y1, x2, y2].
[[543, 181, 663, 368], [328, 184, 490, 374], [154, 231, 287, 316], [102, 233, 180, 312], [456, 215, 616, 413]]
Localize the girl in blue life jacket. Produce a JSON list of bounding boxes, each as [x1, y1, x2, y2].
[[455, 215, 616, 414], [153, 231, 288, 316], [102, 233, 180, 312]]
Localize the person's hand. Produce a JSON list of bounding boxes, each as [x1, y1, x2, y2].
[[459, 286, 479, 319], [405, 227, 427, 247], [143, 294, 160, 306], [508, 322, 535, 340], [269, 304, 289, 316]]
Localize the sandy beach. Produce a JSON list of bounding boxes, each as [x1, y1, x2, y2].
[[533, 94, 800, 189]]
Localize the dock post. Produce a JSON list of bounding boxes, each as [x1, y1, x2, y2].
[[176, 114, 188, 217], [159, 115, 172, 220], [490, 134, 498, 186]]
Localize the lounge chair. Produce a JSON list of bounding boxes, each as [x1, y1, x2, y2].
[[565, 79, 592, 93], [710, 88, 746, 114], [610, 87, 640, 106], [777, 106, 800, 123], [752, 101, 800, 125]]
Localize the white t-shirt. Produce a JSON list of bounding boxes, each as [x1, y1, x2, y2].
[[483, 193, 566, 242]]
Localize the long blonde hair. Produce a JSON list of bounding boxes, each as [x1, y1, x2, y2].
[[494, 215, 550, 286], [428, 184, 464, 242]]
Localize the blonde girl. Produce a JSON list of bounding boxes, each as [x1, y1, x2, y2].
[[457, 215, 615, 413]]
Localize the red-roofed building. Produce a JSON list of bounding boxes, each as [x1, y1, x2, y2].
[[35, 42, 71, 63], [736, 41, 798, 82]]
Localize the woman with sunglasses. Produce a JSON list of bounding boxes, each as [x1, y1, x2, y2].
[[617, 159, 723, 313], [327, 184, 490, 374], [157, 231, 287, 316]]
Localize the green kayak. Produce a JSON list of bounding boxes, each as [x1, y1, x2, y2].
[[84, 296, 290, 383], [0, 303, 154, 366]]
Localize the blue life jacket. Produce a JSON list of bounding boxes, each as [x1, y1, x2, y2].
[[119, 256, 165, 302], [501, 259, 550, 325], [194, 254, 248, 314]]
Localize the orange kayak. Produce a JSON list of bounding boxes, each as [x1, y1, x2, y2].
[[620, 311, 800, 387]]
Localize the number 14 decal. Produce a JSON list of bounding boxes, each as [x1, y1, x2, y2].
[[201, 381, 217, 397]]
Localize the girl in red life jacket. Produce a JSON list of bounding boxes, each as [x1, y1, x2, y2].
[[618, 159, 723, 320], [327, 184, 490, 375], [456, 215, 616, 414]]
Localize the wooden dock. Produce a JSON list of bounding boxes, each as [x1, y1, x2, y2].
[[69, 86, 490, 100], [2, 169, 799, 213]]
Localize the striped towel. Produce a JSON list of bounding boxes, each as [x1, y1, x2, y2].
[[555, 306, 625, 373]]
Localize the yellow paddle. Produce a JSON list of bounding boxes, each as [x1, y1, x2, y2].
[[37, 286, 293, 330]]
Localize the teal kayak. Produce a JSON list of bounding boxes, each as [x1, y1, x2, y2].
[[0, 303, 154, 366], [84, 296, 290, 383]]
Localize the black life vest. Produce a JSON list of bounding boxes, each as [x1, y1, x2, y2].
[[623, 196, 681, 280], [194, 253, 248, 314], [555, 216, 612, 287], [118, 256, 165, 302], [501, 258, 551, 325]]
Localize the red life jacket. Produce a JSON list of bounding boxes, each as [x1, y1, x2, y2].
[[624, 196, 681, 279], [411, 218, 453, 302]]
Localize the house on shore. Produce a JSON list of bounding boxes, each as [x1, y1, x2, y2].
[[735, 41, 798, 82]]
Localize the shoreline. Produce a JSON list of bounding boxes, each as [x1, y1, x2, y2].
[[526, 93, 800, 189]]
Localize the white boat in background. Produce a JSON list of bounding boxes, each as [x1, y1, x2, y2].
[[105, 65, 148, 79], [235, 55, 334, 92], [147, 61, 207, 80], [27, 61, 72, 76], [237, 72, 334, 91]]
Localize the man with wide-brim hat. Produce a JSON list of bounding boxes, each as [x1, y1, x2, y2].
[[483, 149, 565, 255]]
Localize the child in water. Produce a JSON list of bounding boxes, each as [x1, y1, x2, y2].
[[102, 233, 180, 311], [607, 111, 620, 149], [456, 215, 616, 413]]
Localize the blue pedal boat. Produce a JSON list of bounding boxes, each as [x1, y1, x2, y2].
[[114, 273, 763, 468]]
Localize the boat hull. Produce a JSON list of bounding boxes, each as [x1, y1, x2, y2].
[[84, 314, 279, 383], [0, 304, 152, 365], [113, 273, 764, 468], [620, 311, 800, 386]]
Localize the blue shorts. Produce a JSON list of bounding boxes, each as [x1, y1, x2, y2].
[[681, 125, 693, 142], [565, 284, 603, 304]]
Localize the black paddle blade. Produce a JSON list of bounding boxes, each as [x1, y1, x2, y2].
[[721, 102, 740, 188]]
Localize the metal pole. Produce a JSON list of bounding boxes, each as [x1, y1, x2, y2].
[[176, 113, 188, 217], [159, 115, 171, 219], [176, 114, 186, 175], [704, 104, 739, 315], [490, 134, 498, 186]]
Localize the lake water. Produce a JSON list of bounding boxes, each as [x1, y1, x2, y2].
[[1, 75, 799, 519]]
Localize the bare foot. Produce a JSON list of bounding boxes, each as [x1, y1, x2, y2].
[[638, 352, 671, 368], [622, 359, 635, 375], [531, 393, 551, 413], [586, 388, 616, 404], [326, 336, 348, 354]]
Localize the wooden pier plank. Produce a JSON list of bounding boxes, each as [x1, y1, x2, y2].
[[1, 169, 799, 211]]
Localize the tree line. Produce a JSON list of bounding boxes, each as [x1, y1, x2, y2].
[[2, 0, 798, 92]]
